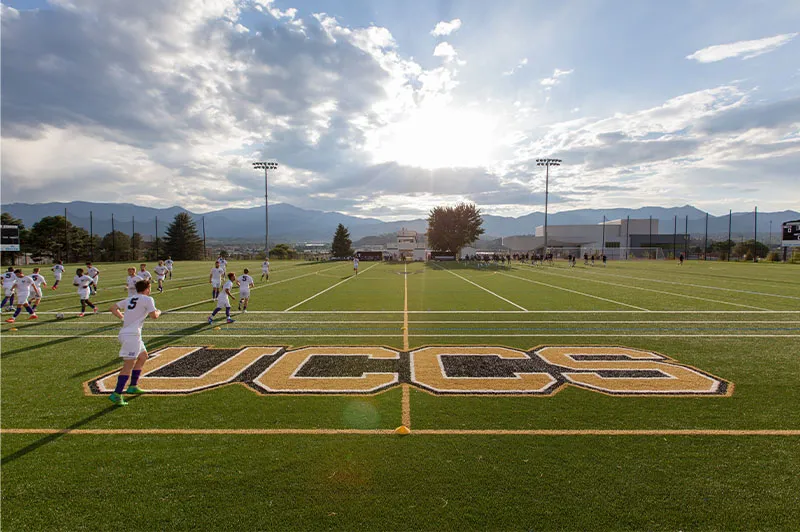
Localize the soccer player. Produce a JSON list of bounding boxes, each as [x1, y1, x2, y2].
[[126, 267, 142, 297], [73, 268, 98, 317], [164, 257, 174, 279], [260, 258, 270, 281], [218, 256, 227, 273], [208, 272, 237, 324], [153, 261, 168, 293], [137, 263, 152, 282], [51, 260, 65, 289], [4, 269, 39, 323], [86, 262, 100, 295], [1, 267, 16, 311], [107, 278, 161, 406], [29, 267, 47, 311], [209, 260, 224, 300], [679, 253, 685, 266], [353, 256, 359, 276], [238, 268, 255, 312]]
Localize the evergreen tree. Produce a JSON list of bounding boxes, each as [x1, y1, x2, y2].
[[331, 223, 354, 258], [99, 230, 132, 262], [427, 203, 484, 255], [163, 213, 203, 260], [27, 215, 92, 262]]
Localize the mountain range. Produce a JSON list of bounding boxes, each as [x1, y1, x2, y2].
[[3, 201, 798, 243]]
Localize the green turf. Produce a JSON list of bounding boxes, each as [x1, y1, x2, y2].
[[2, 258, 799, 530]]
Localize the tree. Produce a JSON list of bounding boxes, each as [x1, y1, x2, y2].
[[269, 243, 296, 259], [130, 232, 145, 261], [426, 203, 485, 255], [26, 215, 92, 263], [163, 213, 203, 260], [733, 239, 768, 260], [99, 230, 132, 262], [331, 223, 354, 258]]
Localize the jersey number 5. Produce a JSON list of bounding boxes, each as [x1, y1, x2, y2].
[[128, 298, 138, 310]]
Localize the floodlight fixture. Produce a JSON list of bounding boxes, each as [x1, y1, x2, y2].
[[253, 160, 279, 255], [535, 158, 562, 249]]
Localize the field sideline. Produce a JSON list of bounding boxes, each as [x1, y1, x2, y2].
[[2, 258, 799, 530]]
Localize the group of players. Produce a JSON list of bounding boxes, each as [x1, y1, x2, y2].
[[206, 257, 270, 324]]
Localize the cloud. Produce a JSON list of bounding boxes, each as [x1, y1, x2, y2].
[[503, 57, 528, 76], [687, 33, 798, 63], [433, 42, 458, 62], [540, 68, 573, 87], [431, 18, 461, 37]]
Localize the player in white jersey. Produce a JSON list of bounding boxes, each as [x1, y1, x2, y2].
[[73, 268, 98, 317], [237, 269, 255, 312], [209, 261, 225, 300], [153, 261, 168, 293], [164, 257, 174, 279], [107, 278, 161, 406], [260, 259, 270, 281], [4, 269, 39, 322], [125, 267, 142, 297], [1, 267, 16, 310], [218, 256, 227, 272], [28, 267, 47, 311], [353, 257, 359, 275], [208, 272, 237, 324], [51, 260, 65, 289], [86, 262, 100, 294], [137, 264, 152, 283]]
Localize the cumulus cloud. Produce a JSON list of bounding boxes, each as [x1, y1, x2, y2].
[[433, 42, 458, 62], [431, 18, 461, 37], [687, 33, 798, 63]]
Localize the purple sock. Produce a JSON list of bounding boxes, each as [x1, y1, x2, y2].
[[25, 305, 33, 314], [114, 375, 129, 394], [13, 307, 21, 318], [130, 370, 142, 386], [211, 307, 220, 316], [1, 297, 7, 307], [225, 307, 231, 318], [9, 295, 14, 306]]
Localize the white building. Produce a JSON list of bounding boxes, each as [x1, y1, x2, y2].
[[385, 228, 427, 261]]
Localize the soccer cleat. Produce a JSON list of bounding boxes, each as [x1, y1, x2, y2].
[[243, 309, 248, 313], [226, 318, 235, 324], [78, 313, 85, 317], [93, 307, 99, 314], [28, 314, 38, 320], [108, 393, 128, 406], [51, 286, 57, 290], [207, 316, 213, 325], [126, 385, 145, 394], [5, 318, 15, 323]]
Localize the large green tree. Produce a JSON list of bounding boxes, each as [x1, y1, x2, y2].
[[99, 230, 132, 261], [426, 203, 485, 255], [331, 223, 354, 258], [163, 212, 204, 260], [733, 239, 769, 259], [26, 215, 92, 262]]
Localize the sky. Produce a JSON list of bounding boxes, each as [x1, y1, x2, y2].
[[1, 0, 799, 220]]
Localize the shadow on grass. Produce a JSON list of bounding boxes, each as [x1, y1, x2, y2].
[[1, 320, 120, 360], [1, 396, 140, 466]]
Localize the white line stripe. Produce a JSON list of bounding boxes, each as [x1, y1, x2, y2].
[[24, 309, 800, 314], [522, 265, 771, 310], [284, 263, 379, 311], [8, 319, 788, 325], [433, 264, 528, 311], [4, 334, 799, 339], [500, 272, 649, 311]]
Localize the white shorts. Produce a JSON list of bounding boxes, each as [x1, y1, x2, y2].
[[239, 290, 250, 299], [3, 287, 13, 297], [211, 280, 221, 288], [30, 290, 42, 300], [54, 273, 62, 281], [78, 289, 91, 299], [166, 265, 173, 271], [157, 275, 166, 281], [118, 334, 146, 359], [216, 296, 230, 308], [92, 277, 99, 287], [15, 293, 30, 306]]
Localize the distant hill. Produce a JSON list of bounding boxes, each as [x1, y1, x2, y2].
[[3, 201, 797, 242]]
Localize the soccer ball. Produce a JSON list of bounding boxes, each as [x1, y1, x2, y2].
[[55, 313, 65, 320]]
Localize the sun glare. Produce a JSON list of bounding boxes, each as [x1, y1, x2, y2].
[[368, 107, 499, 169]]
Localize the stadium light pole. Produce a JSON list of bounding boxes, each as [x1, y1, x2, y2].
[[535, 158, 561, 251], [253, 161, 279, 257]]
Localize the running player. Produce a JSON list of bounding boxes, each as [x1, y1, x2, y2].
[[73, 268, 98, 317], [679, 253, 685, 266], [28, 267, 47, 311], [137, 263, 152, 282], [218, 256, 227, 273], [260, 258, 270, 281], [126, 267, 142, 297], [4, 269, 39, 323], [1, 267, 16, 311], [353, 256, 359, 276], [107, 278, 161, 406], [208, 272, 237, 324], [51, 260, 65, 289], [238, 268, 255, 312], [86, 262, 100, 295], [164, 257, 174, 279], [153, 261, 168, 293], [209, 260, 225, 300]]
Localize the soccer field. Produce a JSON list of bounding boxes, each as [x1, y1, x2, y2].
[[2, 258, 799, 530]]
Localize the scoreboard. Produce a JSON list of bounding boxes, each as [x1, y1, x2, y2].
[[1, 225, 20, 252], [782, 220, 800, 248]]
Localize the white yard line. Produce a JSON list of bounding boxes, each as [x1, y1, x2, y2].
[[433, 264, 527, 311], [522, 266, 771, 311], [26, 309, 800, 314], [11, 319, 787, 325], [283, 263, 380, 312], [4, 333, 798, 339], [500, 272, 649, 311]]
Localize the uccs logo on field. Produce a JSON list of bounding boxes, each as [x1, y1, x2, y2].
[[86, 346, 731, 397]]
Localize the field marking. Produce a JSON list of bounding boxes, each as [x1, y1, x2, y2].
[[2, 428, 798, 436], [433, 264, 528, 311], [16, 309, 800, 315], [522, 266, 771, 311], [570, 268, 800, 301], [5, 334, 800, 339], [284, 263, 380, 312], [402, 262, 411, 428], [10, 320, 789, 325], [499, 272, 649, 311]]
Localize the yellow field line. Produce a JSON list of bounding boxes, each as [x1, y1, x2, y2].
[[2, 428, 798, 436], [402, 262, 411, 428]]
